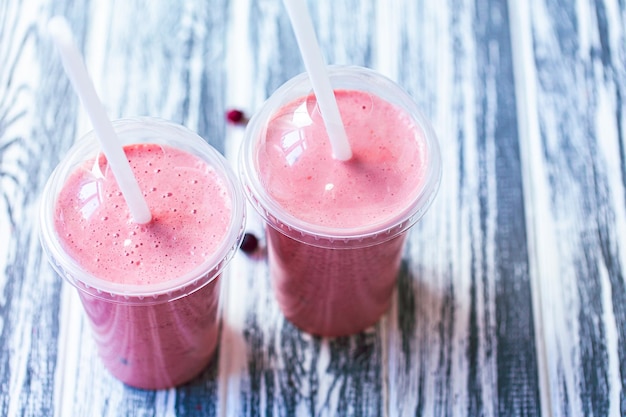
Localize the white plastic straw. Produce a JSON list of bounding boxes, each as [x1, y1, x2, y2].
[[282, 0, 353, 161], [47, 16, 152, 224]]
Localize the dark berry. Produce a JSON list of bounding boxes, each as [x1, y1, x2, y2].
[[226, 109, 247, 125], [240, 232, 259, 255]]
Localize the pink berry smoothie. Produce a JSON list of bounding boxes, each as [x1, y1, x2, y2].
[[54, 143, 230, 388], [241, 67, 441, 338], [264, 90, 426, 336], [41, 118, 246, 389]]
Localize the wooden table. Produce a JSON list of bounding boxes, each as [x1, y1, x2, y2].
[[2, 0, 625, 415]]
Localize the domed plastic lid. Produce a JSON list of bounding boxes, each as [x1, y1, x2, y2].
[[39, 118, 246, 303], [240, 66, 441, 249]]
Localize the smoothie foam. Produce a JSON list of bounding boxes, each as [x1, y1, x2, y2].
[[55, 143, 231, 285], [259, 90, 427, 229]]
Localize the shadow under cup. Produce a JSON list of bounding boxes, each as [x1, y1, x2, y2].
[[240, 66, 442, 337], [39, 118, 246, 390]]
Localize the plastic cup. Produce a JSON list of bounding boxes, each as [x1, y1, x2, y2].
[[39, 117, 246, 389], [239, 65, 442, 337]]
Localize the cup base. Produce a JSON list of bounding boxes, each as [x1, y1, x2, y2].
[[267, 227, 405, 337], [79, 275, 222, 390]]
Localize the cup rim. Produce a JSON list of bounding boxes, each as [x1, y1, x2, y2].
[[239, 65, 442, 248], [39, 117, 246, 303]]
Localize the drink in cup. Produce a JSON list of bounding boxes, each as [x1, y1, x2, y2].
[[239, 65, 442, 337], [39, 117, 246, 389]]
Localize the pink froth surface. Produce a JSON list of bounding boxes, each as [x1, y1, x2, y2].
[[260, 89, 426, 229], [55, 143, 231, 285]]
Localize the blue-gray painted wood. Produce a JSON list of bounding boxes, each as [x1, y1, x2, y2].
[[1, 0, 626, 416], [512, 0, 626, 416]]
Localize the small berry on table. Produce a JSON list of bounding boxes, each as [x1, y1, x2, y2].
[[225, 109, 248, 126], [240, 232, 259, 255]]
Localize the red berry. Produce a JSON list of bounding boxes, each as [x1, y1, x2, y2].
[[240, 232, 259, 255], [226, 109, 247, 125]]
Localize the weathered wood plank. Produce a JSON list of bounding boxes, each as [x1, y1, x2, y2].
[[384, 0, 542, 416], [0, 0, 93, 415], [219, 1, 390, 416], [512, 0, 626, 416]]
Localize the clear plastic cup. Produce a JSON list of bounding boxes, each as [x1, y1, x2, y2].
[[39, 117, 246, 389], [240, 65, 442, 337]]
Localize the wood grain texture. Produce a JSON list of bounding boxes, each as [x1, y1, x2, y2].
[[0, 0, 90, 415], [3, 0, 626, 415], [512, 0, 626, 416], [383, 1, 541, 416]]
